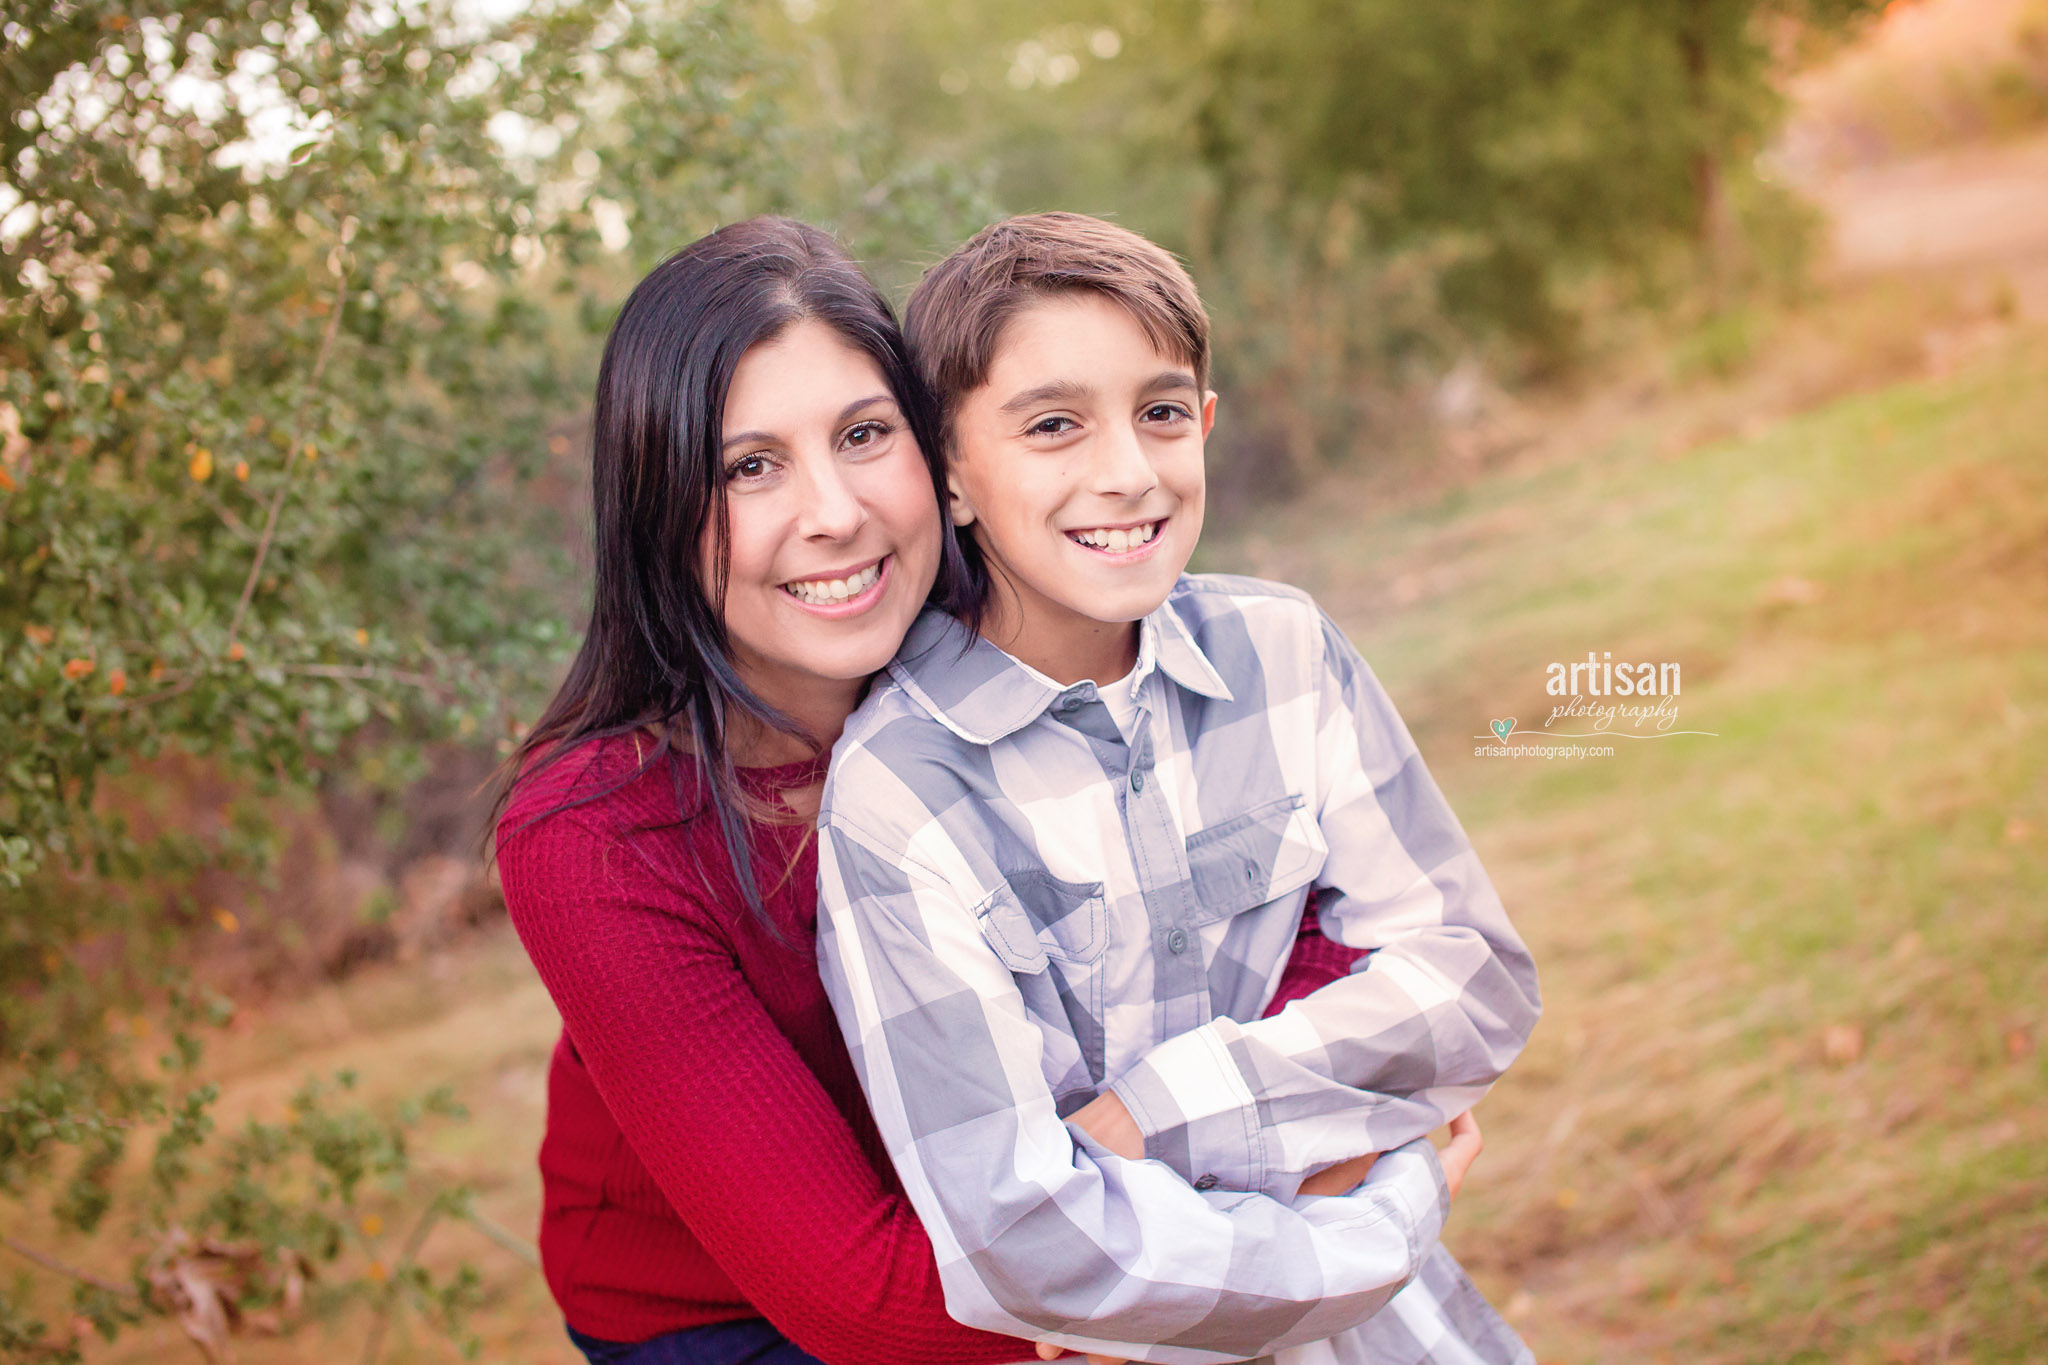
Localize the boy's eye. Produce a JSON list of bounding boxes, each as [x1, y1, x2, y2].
[[1143, 403, 1191, 424], [1028, 415, 1077, 437]]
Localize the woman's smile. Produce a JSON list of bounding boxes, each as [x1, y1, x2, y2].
[[778, 554, 891, 615]]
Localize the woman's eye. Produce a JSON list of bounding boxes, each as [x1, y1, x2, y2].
[[727, 454, 771, 480], [843, 420, 890, 450]]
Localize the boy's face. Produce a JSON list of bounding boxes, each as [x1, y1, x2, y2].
[[946, 293, 1214, 664]]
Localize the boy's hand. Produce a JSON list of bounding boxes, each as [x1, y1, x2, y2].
[[1295, 1150, 1378, 1197], [1036, 1341, 1128, 1365], [1300, 1108, 1483, 1200], [1068, 1090, 1145, 1160], [1438, 1110, 1483, 1200]]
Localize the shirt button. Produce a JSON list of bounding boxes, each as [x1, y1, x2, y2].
[[1193, 1173, 1219, 1191], [1130, 768, 1145, 793], [1166, 928, 1188, 954]]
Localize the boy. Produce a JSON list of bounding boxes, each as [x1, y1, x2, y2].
[[815, 214, 1541, 1365]]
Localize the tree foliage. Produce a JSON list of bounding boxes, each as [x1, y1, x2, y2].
[[785, 0, 1886, 485], [1183, 0, 1886, 348], [0, 1, 886, 1356]]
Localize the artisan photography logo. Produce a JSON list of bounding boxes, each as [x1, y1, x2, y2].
[[1475, 652, 1717, 758]]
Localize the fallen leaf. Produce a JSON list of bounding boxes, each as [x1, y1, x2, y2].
[[63, 657, 95, 681], [1822, 1023, 1864, 1066], [1765, 575, 1824, 606]]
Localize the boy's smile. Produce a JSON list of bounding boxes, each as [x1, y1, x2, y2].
[[947, 293, 1214, 685]]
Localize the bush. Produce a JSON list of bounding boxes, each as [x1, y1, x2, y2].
[[0, 2, 808, 1356]]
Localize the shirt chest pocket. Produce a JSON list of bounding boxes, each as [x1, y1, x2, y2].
[[974, 870, 1109, 973], [975, 870, 1109, 1092], [1183, 793, 1324, 927]]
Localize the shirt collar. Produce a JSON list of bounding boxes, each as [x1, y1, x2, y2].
[[887, 598, 1234, 747]]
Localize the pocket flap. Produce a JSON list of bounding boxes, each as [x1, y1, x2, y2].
[[1184, 794, 1319, 927], [975, 870, 1107, 974]]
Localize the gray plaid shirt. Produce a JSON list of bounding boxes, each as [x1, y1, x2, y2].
[[816, 575, 1542, 1365]]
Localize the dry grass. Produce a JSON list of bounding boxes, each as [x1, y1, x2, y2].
[[1211, 322, 2048, 1362]]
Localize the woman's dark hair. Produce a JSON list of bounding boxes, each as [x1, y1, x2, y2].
[[495, 216, 972, 926]]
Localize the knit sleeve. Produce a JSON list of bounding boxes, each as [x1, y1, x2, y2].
[[497, 806, 1029, 1365]]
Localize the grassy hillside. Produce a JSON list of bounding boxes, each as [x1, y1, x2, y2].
[[1209, 334, 2048, 1361], [52, 333, 2046, 1365]]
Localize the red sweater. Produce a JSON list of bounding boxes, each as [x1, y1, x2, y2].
[[496, 735, 1363, 1362]]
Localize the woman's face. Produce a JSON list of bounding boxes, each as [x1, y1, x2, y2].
[[707, 319, 942, 729]]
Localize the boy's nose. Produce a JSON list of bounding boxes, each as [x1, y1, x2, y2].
[[1089, 423, 1158, 500]]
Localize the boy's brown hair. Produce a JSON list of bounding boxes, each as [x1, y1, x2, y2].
[[904, 212, 1209, 442]]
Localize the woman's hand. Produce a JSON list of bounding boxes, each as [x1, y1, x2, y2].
[[1438, 1109, 1483, 1200]]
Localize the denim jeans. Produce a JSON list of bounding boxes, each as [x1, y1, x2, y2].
[[567, 1318, 828, 1365]]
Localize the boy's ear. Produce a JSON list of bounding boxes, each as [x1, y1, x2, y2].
[[1200, 390, 1218, 440], [944, 465, 978, 528]]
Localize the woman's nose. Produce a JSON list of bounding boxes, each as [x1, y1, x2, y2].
[[797, 452, 868, 540]]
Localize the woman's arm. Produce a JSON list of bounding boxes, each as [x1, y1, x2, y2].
[[498, 808, 1028, 1365]]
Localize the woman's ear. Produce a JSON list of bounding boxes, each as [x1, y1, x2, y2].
[[1200, 390, 1219, 440], [944, 465, 978, 528]]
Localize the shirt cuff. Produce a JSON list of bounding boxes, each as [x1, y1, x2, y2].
[[1107, 1018, 1280, 1198]]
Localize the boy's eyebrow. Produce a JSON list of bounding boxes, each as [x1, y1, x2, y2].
[[997, 370, 1198, 414], [721, 393, 895, 451], [1140, 369, 1200, 396], [997, 378, 1094, 414]]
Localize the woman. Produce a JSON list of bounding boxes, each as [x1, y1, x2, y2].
[[495, 218, 1400, 1365]]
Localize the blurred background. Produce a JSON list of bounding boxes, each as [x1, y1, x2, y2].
[[2, 0, 2043, 1360]]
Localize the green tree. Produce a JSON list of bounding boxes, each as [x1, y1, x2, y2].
[[783, 0, 1888, 485], [1183, 0, 1888, 349]]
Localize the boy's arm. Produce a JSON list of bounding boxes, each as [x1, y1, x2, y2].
[[1106, 606, 1543, 1201], [816, 814, 1449, 1365]]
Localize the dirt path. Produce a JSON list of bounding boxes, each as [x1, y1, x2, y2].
[[1798, 128, 2048, 318]]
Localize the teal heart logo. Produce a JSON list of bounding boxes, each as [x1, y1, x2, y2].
[[1490, 717, 1516, 743]]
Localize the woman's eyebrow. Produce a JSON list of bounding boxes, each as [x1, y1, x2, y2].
[[837, 393, 896, 421], [721, 393, 895, 451]]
